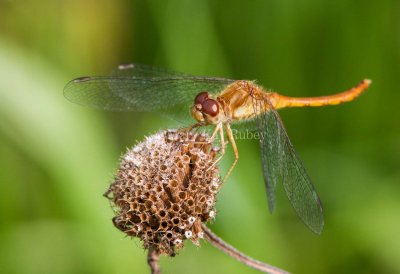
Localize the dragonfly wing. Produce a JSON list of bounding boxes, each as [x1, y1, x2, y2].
[[253, 99, 281, 213], [64, 76, 133, 111], [64, 76, 233, 115], [256, 100, 324, 234], [277, 110, 324, 234]]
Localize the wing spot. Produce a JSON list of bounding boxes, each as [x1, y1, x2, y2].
[[118, 63, 134, 70], [73, 76, 91, 83]]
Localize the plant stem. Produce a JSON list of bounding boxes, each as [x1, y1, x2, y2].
[[147, 246, 161, 274], [201, 224, 290, 274]]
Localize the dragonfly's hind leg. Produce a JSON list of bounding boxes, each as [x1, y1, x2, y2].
[[208, 123, 228, 167], [186, 123, 229, 177]]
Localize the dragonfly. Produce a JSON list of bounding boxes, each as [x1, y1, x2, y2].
[[64, 63, 371, 234]]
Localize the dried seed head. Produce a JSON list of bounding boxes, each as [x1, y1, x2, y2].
[[173, 238, 182, 245], [188, 216, 196, 225], [209, 210, 216, 218], [105, 129, 220, 256], [185, 230, 193, 239]]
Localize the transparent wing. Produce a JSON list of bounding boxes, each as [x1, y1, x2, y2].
[[64, 76, 233, 111], [255, 98, 324, 234], [113, 63, 257, 129], [253, 98, 281, 214], [64, 64, 234, 122]]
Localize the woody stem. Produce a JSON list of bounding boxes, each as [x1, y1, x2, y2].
[[147, 246, 161, 274], [201, 224, 290, 274]]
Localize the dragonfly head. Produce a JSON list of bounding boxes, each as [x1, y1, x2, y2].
[[191, 92, 222, 124]]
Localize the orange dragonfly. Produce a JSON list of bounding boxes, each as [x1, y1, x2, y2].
[[64, 63, 371, 234]]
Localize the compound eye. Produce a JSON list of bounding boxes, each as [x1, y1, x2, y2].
[[195, 91, 209, 105], [202, 99, 219, 117]]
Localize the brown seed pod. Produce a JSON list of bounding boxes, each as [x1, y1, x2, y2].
[[105, 129, 220, 256]]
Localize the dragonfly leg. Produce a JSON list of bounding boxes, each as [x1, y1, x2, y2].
[[219, 123, 239, 189], [209, 123, 221, 141], [181, 122, 203, 132], [208, 124, 227, 167], [188, 123, 221, 147]]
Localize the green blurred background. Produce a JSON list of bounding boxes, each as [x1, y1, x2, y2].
[[1, 1, 399, 273]]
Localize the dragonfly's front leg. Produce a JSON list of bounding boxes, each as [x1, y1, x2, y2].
[[209, 123, 221, 142], [188, 122, 221, 147], [219, 123, 239, 188], [181, 122, 203, 132]]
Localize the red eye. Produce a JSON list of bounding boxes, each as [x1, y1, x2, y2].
[[202, 99, 219, 117], [195, 92, 209, 105]]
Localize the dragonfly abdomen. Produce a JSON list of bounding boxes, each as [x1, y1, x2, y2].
[[268, 79, 371, 110]]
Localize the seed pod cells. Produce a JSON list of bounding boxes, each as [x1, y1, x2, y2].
[[105, 130, 220, 256]]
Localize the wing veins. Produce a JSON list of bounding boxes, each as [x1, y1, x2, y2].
[[255, 97, 324, 234]]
